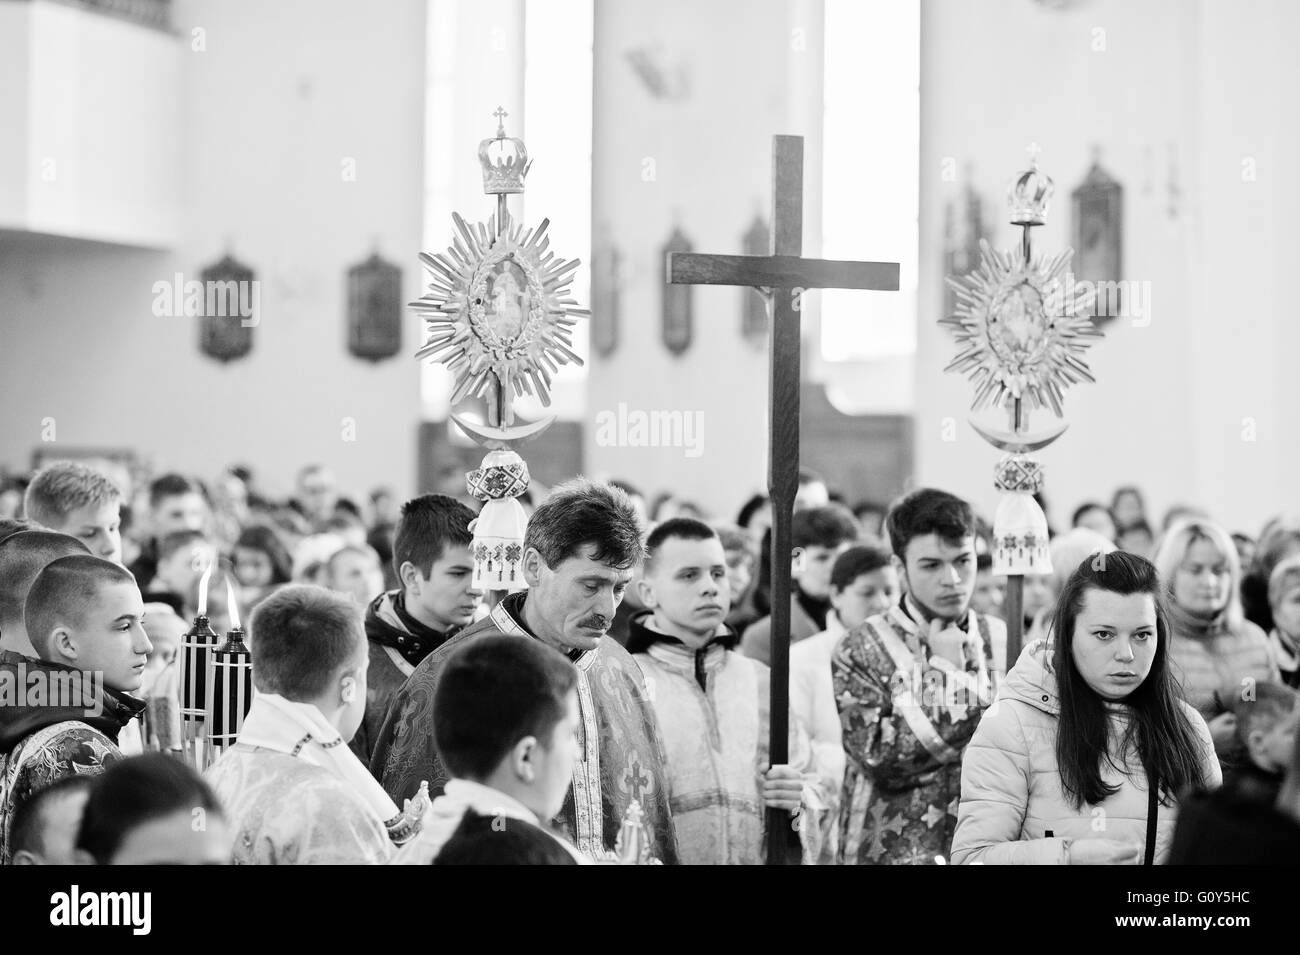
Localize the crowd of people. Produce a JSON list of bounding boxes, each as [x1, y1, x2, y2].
[[0, 459, 1297, 865]]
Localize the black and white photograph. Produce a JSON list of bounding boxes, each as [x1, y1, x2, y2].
[[0, 0, 1294, 926]]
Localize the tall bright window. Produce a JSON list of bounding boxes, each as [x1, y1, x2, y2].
[[421, 0, 593, 422], [520, 0, 593, 421], [821, 0, 920, 370]]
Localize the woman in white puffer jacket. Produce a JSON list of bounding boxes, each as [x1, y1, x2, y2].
[[951, 551, 1220, 865]]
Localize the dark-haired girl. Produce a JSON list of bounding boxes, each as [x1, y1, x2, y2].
[[952, 551, 1219, 864], [233, 523, 293, 611]]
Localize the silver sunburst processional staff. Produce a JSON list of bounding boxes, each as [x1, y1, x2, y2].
[[410, 110, 658, 862], [941, 150, 1105, 663], [412, 107, 589, 594]]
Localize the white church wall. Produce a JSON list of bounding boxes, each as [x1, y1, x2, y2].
[[0, 0, 183, 246], [587, 0, 824, 521], [917, 0, 1297, 537], [0, 0, 426, 503]]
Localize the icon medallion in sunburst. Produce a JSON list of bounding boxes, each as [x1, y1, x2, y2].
[[412, 210, 589, 424], [941, 239, 1102, 417]]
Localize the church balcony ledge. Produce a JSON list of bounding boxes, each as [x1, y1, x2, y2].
[[0, 0, 183, 249]]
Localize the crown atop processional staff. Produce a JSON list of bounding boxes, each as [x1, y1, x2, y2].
[[478, 106, 532, 195], [1007, 155, 1055, 226]]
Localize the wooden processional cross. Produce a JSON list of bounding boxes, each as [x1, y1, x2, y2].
[[668, 136, 900, 865]]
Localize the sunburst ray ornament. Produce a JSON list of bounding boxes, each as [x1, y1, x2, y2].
[[939, 151, 1109, 665], [413, 209, 588, 427], [412, 108, 589, 436], [411, 108, 590, 592], [941, 161, 1103, 425]]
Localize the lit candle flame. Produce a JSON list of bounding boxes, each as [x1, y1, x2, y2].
[[197, 560, 213, 616], [226, 577, 241, 630]]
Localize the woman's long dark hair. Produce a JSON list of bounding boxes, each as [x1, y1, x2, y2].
[[1053, 551, 1210, 808]]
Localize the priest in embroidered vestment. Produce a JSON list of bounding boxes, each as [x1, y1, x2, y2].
[[833, 489, 1006, 865], [371, 479, 679, 863]]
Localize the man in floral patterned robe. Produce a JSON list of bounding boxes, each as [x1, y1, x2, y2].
[[833, 489, 1006, 865]]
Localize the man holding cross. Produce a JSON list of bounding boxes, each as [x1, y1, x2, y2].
[[668, 134, 900, 863]]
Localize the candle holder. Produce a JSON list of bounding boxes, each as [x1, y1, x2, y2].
[[204, 579, 255, 767], [179, 563, 219, 770]]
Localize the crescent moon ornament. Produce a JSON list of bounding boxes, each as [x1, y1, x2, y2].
[[451, 412, 556, 450], [968, 418, 1068, 454]]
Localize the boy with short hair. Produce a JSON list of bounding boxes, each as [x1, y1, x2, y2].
[[207, 585, 430, 864], [628, 518, 806, 865], [411, 634, 585, 864], [327, 544, 386, 607], [1226, 682, 1300, 804], [0, 555, 151, 863], [351, 494, 481, 763], [740, 504, 860, 666], [23, 462, 124, 564], [8, 775, 93, 865], [790, 544, 898, 863], [144, 529, 215, 617], [0, 530, 91, 656], [128, 473, 208, 584]]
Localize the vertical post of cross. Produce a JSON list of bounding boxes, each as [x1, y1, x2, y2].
[[765, 135, 802, 864], [665, 133, 900, 864]]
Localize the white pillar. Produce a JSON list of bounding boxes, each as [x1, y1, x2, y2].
[[423, 0, 526, 421], [588, 0, 824, 519]]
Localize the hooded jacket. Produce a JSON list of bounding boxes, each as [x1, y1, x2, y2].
[[0, 650, 145, 754], [950, 641, 1219, 865], [349, 591, 456, 764], [0, 650, 145, 863]]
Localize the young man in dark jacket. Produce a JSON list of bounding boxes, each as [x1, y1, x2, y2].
[[349, 494, 480, 764]]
